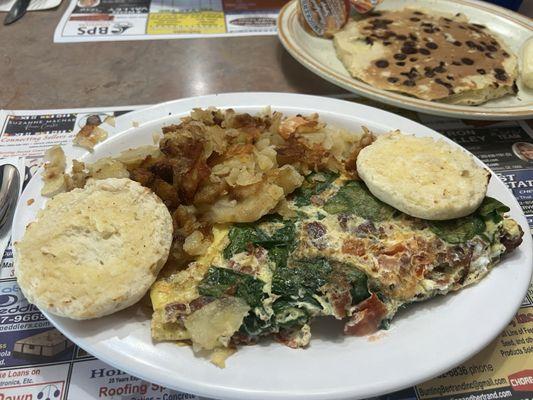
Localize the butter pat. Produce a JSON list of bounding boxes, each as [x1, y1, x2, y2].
[[521, 37, 533, 89]]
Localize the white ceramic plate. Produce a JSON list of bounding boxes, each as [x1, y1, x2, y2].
[[12, 93, 532, 400], [278, 0, 533, 120]]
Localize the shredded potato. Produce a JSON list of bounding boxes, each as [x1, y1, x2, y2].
[[41, 146, 67, 197]]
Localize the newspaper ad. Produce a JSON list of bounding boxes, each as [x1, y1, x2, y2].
[[0, 103, 531, 399], [54, 0, 288, 43]]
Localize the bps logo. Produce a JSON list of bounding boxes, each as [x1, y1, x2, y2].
[[77, 22, 132, 35]]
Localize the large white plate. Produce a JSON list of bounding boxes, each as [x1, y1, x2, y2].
[[278, 0, 533, 120], [12, 93, 532, 400]]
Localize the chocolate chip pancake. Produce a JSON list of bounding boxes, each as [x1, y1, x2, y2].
[[333, 9, 518, 105]]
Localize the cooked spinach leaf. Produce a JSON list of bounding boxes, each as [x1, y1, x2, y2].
[[324, 180, 393, 221], [293, 171, 339, 207], [429, 215, 486, 244], [478, 197, 510, 223], [272, 298, 311, 329], [240, 313, 275, 337], [224, 217, 296, 259], [478, 197, 510, 216], [429, 197, 509, 243], [198, 267, 265, 308], [346, 268, 370, 304], [272, 258, 332, 297], [268, 246, 291, 270], [224, 225, 268, 259]]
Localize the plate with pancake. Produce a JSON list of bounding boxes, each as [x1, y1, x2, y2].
[[11, 93, 532, 400], [278, 0, 533, 120]]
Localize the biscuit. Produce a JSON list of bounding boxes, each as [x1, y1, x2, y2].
[[15, 178, 173, 319], [356, 133, 490, 220]]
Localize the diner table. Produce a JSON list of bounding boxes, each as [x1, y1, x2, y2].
[[0, 1, 532, 400], [0, 2, 342, 110]]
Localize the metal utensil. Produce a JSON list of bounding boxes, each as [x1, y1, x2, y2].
[[4, 0, 32, 25], [0, 164, 21, 245]]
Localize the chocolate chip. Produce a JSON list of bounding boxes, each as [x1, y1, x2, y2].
[[404, 40, 416, 47], [403, 79, 416, 86], [409, 33, 418, 41], [423, 28, 435, 34], [459, 25, 466, 29], [485, 52, 494, 59], [453, 41, 462, 46], [446, 75, 455, 81], [396, 34, 407, 40], [443, 17, 452, 22], [486, 45, 497, 52], [477, 68, 486, 75], [401, 46, 417, 55], [394, 53, 407, 60], [400, 67, 419, 79], [490, 40, 498, 46], [387, 77, 399, 83], [409, 57, 418, 62], [452, 61, 461, 66], [375, 59, 389, 68], [410, 17, 420, 22], [383, 41, 391, 46], [502, 51, 510, 58], [434, 64, 447, 73], [473, 23, 486, 29], [475, 44, 485, 52], [434, 27, 441, 32], [466, 40, 476, 48], [424, 70, 435, 78], [461, 58, 474, 65], [436, 78, 453, 89], [369, 18, 393, 29], [413, 11, 424, 15], [468, 26, 482, 33], [494, 68, 508, 81], [365, 37, 374, 45], [419, 48, 431, 55], [425, 42, 438, 49], [396, 62, 406, 66]]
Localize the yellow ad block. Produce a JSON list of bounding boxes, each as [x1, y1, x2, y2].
[[147, 11, 226, 35], [416, 305, 533, 399]]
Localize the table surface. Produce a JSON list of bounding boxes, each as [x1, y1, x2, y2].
[[0, 1, 343, 110]]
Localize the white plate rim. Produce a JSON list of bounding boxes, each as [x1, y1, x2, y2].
[[12, 92, 533, 400], [277, 0, 533, 120]]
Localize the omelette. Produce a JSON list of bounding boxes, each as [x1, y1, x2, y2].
[[150, 172, 523, 356]]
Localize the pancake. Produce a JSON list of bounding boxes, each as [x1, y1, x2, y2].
[[333, 9, 518, 105]]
